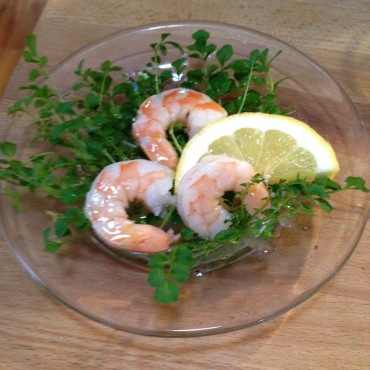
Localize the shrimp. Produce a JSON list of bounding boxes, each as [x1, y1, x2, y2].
[[176, 154, 270, 240], [132, 88, 227, 169], [84, 159, 175, 253]]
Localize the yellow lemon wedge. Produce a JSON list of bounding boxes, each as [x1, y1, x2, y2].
[[175, 112, 339, 191]]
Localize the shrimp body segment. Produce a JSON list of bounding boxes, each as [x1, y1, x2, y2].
[[132, 88, 227, 169], [85, 160, 175, 253], [176, 155, 269, 240]]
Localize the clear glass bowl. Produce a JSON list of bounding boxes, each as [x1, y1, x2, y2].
[[1, 21, 369, 337]]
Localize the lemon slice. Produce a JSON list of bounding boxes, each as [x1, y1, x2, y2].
[[175, 112, 339, 190]]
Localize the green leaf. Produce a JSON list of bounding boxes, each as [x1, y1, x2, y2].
[[205, 43, 217, 56], [172, 245, 194, 268], [72, 82, 85, 91], [28, 69, 40, 81], [60, 188, 79, 204], [165, 41, 184, 53], [147, 267, 166, 287], [44, 240, 63, 253], [187, 29, 216, 58], [159, 70, 172, 81], [216, 44, 233, 66], [0, 142, 17, 158], [161, 32, 171, 41], [54, 218, 70, 238], [86, 139, 104, 154], [180, 227, 195, 241], [227, 59, 249, 73], [25, 34, 37, 54], [75, 59, 85, 76], [172, 57, 187, 73], [9, 159, 25, 172], [192, 29, 210, 43], [345, 176, 370, 191], [187, 53, 201, 59], [273, 77, 289, 89], [207, 64, 219, 75], [259, 48, 269, 66], [171, 263, 190, 283], [73, 213, 88, 229], [252, 75, 267, 86], [23, 50, 38, 63], [208, 71, 233, 96], [317, 177, 341, 190], [34, 99, 46, 108], [42, 227, 63, 253], [317, 198, 333, 212], [151, 54, 161, 64], [39, 56, 48, 68], [110, 66, 122, 72], [185, 69, 203, 84], [153, 280, 179, 304], [55, 102, 76, 115], [299, 202, 314, 216], [148, 252, 168, 268], [305, 183, 329, 198], [249, 49, 261, 64], [63, 208, 88, 229], [86, 92, 100, 107], [100, 60, 121, 73], [101, 60, 112, 72], [159, 43, 167, 56], [113, 82, 132, 96], [3, 189, 22, 210]]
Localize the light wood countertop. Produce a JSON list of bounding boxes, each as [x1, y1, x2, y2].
[[0, 1, 369, 368]]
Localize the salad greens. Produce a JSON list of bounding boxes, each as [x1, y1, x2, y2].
[[0, 31, 368, 304]]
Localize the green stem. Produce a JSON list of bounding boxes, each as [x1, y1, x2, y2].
[[237, 61, 255, 114], [98, 73, 108, 110], [41, 67, 65, 103], [24, 152, 58, 164], [266, 70, 274, 94], [160, 205, 176, 229], [168, 123, 183, 154], [102, 149, 115, 164], [201, 54, 209, 86], [153, 46, 160, 95], [121, 139, 139, 149], [266, 50, 283, 94]]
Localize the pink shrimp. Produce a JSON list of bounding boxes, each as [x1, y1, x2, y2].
[[132, 88, 227, 169], [84, 160, 175, 253], [176, 155, 270, 240]]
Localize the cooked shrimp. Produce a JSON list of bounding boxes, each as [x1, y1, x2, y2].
[[84, 160, 175, 253], [176, 154, 269, 240], [132, 88, 227, 169]]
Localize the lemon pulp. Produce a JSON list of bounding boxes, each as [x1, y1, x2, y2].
[[175, 112, 339, 190]]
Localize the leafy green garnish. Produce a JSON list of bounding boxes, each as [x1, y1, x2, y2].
[[181, 30, 290, 115], [148, 33, 184, 94], [146, 174, 369, 304], [0, 31, 368, 305], [148, 245, 195, 304]]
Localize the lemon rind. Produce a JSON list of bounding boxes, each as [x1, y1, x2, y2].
[[175, 112, 340, 190]]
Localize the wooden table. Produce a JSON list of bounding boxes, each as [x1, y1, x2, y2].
[[1, 1, 369, 368]]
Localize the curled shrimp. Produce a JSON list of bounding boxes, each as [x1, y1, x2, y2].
[[84, 159, 175, 253], [132, 88, 227, 169], [176, 154, 270, 240]]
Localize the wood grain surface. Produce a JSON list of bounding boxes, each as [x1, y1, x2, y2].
[[0, 0, 369, 369]]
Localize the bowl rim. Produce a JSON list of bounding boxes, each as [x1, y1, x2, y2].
[[2, 20, 370, 337]]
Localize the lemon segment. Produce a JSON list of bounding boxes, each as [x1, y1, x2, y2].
[[175, 112, 339, 191]]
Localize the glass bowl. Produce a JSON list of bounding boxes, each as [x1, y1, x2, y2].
[[1, 21, 369, 337]]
